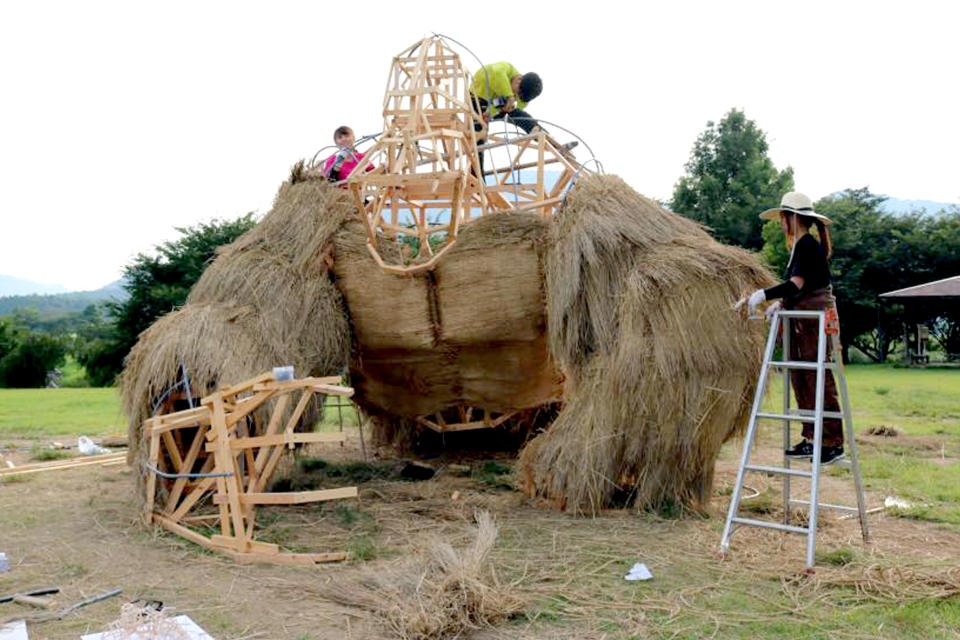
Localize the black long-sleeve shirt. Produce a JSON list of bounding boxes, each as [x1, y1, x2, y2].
[[765, 233, 831, 300]]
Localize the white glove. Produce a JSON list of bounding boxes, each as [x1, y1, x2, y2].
[[746, 289, 766, 314], [764, 299, 782, 319]]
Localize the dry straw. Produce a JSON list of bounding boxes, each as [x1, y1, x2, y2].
[[122, 178, 353, 500], [517, 174, 775, 514], [320, 511, 523, 639]]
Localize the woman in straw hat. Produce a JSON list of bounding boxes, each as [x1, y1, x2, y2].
[[737, 192, 845, 465]]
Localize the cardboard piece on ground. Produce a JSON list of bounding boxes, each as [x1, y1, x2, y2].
[[81, 614, 213, 639], [0, 620, 28, 640]]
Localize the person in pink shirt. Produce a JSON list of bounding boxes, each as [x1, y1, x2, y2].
[[322, 126, 372, 184]]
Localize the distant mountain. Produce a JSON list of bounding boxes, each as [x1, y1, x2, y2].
[[0, 274, 69, 297], [0, 280, 128, 319], [880, 198, 957, 216]]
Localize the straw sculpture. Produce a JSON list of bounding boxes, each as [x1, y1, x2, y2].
[[123, 168, 773, 516], [516, 174, 774, 514], [122, 178, 353, 494]]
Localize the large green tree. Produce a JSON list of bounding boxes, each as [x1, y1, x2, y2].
[[761, 189, 960, 361], [672, 109, 795, 249], [79, 214, 258, 385]]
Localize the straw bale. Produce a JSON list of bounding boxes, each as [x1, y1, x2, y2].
[[221, 179, 354, 271], [188, 247, 349, 376], [333, 213, 562, 441], [437, 213, 548, 344], [517, 174, 774, 514], [332, 220, 436, 351]]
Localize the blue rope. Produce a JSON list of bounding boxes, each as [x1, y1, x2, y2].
[[144, 463, 233, 480]]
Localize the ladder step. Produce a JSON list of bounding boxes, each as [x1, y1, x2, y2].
[[790, 499, 859, 513], [732, 516, 809, 535], [769, 360, 837, 371], [745, 464, 812, 478], [756, 411, 844, 422]]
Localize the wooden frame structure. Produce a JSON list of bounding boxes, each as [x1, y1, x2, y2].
[[143, 373, 358, 565], [347, 36, 579, 275]]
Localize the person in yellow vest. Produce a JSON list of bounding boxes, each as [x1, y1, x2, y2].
[[471, 62, 542, 134], [471, 62, 574, 175]]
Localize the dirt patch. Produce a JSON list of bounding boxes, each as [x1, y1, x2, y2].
[[1, 429, 958, 639]]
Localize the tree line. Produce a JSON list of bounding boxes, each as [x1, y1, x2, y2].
[[2, 110, 958, 386], [671, 109, 960, 362]]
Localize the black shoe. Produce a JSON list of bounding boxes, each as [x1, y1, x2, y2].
[[785, 440, 814, 459], [819, 446, 846, 466]]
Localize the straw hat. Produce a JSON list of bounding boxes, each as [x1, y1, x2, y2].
[[759, 192, 833, 224]]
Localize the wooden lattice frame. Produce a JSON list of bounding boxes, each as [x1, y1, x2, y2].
[[346, 36, 579, 276], [143, 373, 357, 565]]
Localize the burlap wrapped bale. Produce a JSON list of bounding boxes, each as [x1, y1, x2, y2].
[[332, 212, 562, 444]]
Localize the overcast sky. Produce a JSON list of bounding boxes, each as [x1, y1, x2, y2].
[[1, 1, 957, 291]]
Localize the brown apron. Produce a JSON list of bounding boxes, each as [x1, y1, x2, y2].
[[784, 286, 843, 446]]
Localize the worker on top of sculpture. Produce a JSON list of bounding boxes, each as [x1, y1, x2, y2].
[[736, 192, 845, 466], [470, 63, 574, 175], [321, 126, 374, 184], [470, 62, 543, 133]]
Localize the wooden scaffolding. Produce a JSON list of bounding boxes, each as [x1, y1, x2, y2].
[[143, 373, 357, 565], [347, 36, 579, 276]]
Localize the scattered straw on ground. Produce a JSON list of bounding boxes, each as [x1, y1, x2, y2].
[[319, 510, 523, 640]]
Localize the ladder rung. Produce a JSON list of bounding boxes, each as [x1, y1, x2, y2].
[[732, 516, 808, 534], [745, 464, 812, 478], [790, 499, 859, 513], [756, 411, 844, 422], [790, 409, 845, 420], [769, 361, 837, 371]]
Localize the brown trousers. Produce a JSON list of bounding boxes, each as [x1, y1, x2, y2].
[[786, 287, 844, 447]]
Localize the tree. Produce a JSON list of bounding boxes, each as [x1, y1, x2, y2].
[[0, 330, 66, 388], [80, 214, 258, 384], [672, 109, 794, 249]]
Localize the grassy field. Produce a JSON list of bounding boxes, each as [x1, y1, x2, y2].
[[1, 365, 958, 638]]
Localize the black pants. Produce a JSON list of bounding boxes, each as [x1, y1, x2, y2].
[[471, 95, 540, 176]]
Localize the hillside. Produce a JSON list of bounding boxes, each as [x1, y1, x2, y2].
[[0, 280, 128, 318], [0, 274, 69, 297]]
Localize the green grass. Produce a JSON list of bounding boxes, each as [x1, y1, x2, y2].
[[0, 388, 125, 438], [760, 363, 960, 525], [29, 444, 73, 461]]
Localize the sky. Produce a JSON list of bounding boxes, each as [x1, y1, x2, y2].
[[1, 0, 957, 291]]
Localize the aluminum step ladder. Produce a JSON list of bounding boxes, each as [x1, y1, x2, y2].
[[720, 309, 871, 569]]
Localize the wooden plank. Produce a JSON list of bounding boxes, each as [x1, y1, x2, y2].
[[213, 486, 359, 506], [211, 535, 279, 555], [211, 394, 246, 550], [205, 431, 345, 453], [143, 433, 160, 522], [224, 389, 275, 427], [170, 475, 216, 522], [163, 424, 209, 513], [153, 513, 219, 552], [200, 372, 274, 404], [0, 452, 126, 476], [283, 388, 315, 450], [251, 376, 342, 392], [161, 431, 184, 473], [247, 393, 290, 492], [225, 550, 348, 566], [148, 410, 211, 435]]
